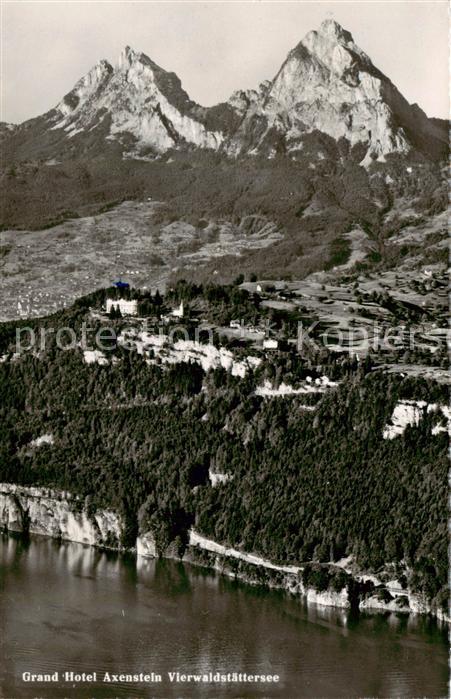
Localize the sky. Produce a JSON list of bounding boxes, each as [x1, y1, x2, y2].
[[1, 0, 449, 124]]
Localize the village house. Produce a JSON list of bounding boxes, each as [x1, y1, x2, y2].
[[161, 301, 185, 324], [171, 301, 184, 318]]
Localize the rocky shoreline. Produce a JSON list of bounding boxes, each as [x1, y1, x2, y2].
[[0, 483, 447, 622]]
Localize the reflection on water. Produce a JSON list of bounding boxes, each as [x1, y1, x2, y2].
[[0, 534, 448, 698]]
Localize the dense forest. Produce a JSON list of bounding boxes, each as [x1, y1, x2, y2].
[[0, 296, 447, 612]]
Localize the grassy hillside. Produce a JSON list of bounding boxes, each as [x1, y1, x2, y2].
[[1, 142, 447, 285]]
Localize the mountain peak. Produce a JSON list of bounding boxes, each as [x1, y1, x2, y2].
[[294, 18, 374, 80], [39, 24, 446, 164], [317, 19, 353, 42], [299, 19, 359, 61], [118, 45, 142, 69], [116, 45, 170, 83]]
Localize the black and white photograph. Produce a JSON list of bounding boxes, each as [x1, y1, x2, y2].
[[0, 0, 448, 696]]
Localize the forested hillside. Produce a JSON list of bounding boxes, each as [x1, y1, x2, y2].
[[0, 296, 447, 612]]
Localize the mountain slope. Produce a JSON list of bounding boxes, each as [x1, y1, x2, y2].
[[1, 19, 447, 284]]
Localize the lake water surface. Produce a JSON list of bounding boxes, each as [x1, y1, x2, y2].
[[0, 535, 447, 698]]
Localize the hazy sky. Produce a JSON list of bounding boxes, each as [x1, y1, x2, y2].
[[1, 1, 449, 124]]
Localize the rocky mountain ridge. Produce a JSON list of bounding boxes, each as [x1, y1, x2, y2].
[[2, 20, 448, 164]]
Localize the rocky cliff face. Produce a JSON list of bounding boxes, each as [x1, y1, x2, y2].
[[226, 20, 447, 162], [0, 482, 174, 557], [49, 46, 224, 154], [230, 21, 408, 161], [0, 483, 122, 547], [0, 483, 445, 621], [5, 20, 448, 163]]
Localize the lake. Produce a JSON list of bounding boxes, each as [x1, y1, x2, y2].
[[0, 534, 447, 698]]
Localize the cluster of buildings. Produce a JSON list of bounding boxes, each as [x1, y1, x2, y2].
[[105, 280, 281, 351], [229, 319, 279, 350]]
